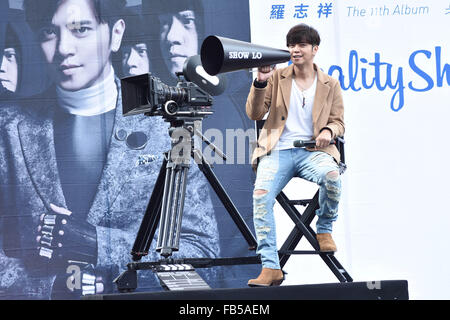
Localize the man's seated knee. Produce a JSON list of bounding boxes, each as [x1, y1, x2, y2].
[[323, 170, 341, 201], [324, 171, 341, 189], [326, 170, 340, 181], [253, 189, 268, 197]]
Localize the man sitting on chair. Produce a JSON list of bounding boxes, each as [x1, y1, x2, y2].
[[246, 23, 345, 287]]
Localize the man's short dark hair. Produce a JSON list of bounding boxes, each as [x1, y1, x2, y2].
[[23, 0, 126, 31], [5, 25, 20, 50], [142, 0, 205, 40], [286, 23, 320, 47]]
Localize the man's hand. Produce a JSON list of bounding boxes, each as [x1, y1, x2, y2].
[[257, 65, 276, 82], [36, 203, 97, 267], [316, 128, 332, 148]]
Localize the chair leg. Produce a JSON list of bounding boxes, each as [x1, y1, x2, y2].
[[276, 190, 352, 283]]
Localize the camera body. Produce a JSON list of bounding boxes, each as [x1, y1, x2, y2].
[[121, 72, 213, 120], [149, 74, 213, 117]]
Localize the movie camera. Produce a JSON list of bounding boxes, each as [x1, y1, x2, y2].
[[115, 36, 291, 292]]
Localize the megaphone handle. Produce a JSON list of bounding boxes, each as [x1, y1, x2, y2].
[[250, 64, 277, 72]]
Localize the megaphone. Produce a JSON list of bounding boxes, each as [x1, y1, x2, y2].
[[200, 35, 291, 76], [182, 55, 227, 96]]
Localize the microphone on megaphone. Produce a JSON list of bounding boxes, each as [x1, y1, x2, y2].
[[200, 35, 291, 76]]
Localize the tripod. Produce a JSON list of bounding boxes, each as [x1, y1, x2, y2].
[[114, 116, 259, 292]]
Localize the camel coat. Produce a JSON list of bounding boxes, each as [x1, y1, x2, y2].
[[246, 64, 345, 169]]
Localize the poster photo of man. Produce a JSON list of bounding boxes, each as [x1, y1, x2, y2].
[[0, 0, 257, 299]]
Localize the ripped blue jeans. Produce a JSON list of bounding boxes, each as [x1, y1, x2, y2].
[[253, 148, 341, 269]]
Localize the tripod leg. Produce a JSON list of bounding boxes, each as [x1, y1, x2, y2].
[[157, 163, 176, 256], [172, 167, 188, 250], [131, 157, 168, 261], [157, 164, 190, 257], [194, 150, 257, 250], [166, 168, 181, 249]]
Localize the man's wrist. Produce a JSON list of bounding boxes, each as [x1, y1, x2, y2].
[[253, 78, 267, 88], [320, 127, 333, 137]]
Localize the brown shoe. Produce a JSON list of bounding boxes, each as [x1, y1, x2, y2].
[[316, 233, 337, 252], [248, 268, 285, 287]]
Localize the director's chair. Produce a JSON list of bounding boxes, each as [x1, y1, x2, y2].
[[255, 120, 353, 283]]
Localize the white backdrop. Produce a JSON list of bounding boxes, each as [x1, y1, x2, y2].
[[249, 0, 450, 299]]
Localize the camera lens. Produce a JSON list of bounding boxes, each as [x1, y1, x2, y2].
[[164, 101, 178, 115]]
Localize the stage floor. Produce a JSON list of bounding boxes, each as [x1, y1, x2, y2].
[[86, 280, 408, 300]]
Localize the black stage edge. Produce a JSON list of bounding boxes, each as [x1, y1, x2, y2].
[[85, 280, 408, 300]]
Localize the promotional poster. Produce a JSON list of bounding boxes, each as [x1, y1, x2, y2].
[[0, 0, 257, 299], [0, 0, 449, 301]]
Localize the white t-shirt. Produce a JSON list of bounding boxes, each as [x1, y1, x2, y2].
[[274, 74, 317, 150]]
